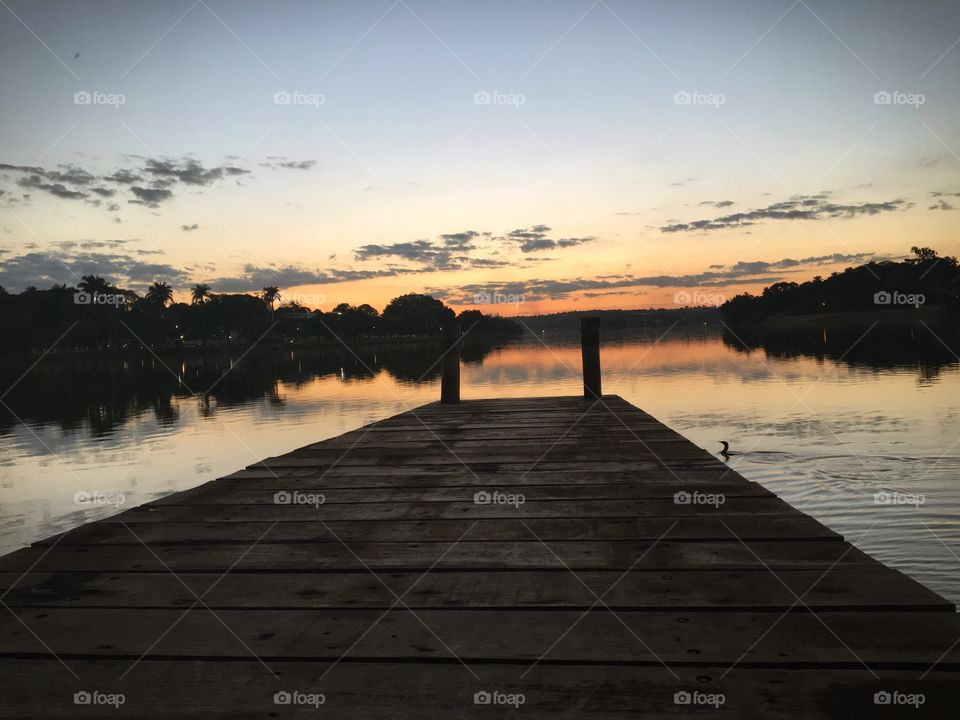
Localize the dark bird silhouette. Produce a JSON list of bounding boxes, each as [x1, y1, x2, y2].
[[718, 441, 737, 457], [74, 52, 80, 59]]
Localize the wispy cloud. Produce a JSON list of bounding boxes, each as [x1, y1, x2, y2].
[[428, 252, 883, 303], [660, 193, 911, 233], [259, 156, 317, 170], [1, 156, 259, 215]]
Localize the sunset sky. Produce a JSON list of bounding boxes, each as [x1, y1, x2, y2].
[[1, 0, 958, 314]]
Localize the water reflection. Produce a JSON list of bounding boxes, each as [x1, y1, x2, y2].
[[721, 321, 960, 384], [0, 335, 512, 437]]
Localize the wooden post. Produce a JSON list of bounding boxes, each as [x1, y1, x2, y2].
[[440, 323, 461, 404], [581, 316, 601, 399]]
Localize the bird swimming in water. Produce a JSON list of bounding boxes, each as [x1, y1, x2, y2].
[[719, 441, 736, 457]]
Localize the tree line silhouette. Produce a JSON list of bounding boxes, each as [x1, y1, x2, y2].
[[0, 279, 520, 354], [720, 247, 959, 323]]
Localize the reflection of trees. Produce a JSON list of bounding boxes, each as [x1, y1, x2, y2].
[[0, 339, 507, 437], [721, 322, 959, 381]]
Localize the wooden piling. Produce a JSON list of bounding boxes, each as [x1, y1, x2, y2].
[[580, 316, 601, 399], [439, 323, 461, 404]]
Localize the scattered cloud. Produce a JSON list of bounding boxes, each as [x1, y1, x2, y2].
[[430, 252, 883, 304], [660, 193, 911, 233], [15, 175, 88, 200], [129, 186, 174, 207], [503, 225, 596, 253], [438, 230, 480, 250], [353, 225, 592, 269], [354, 240, 453, 267], [260, 156, 317, 170], [699, 200, 735, 208], [929, 192, 960, 211], [142, 158, 249, 186], [207, 263, 431, 293], [0, 156, 258, 216], [0, 244, 190, 291], [103, 169, 142, 184], [507, 225, 551, 241]]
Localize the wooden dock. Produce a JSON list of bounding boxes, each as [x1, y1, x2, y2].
[[2, 394, 959, 717]]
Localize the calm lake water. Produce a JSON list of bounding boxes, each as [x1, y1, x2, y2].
[[2, 323, 959, 603]]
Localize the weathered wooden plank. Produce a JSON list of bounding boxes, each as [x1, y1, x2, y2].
[[2, 608, 959, 666], [308, 429, 694, 444], [2, 568, 950, 611], [31, 516, 840, 546], [277, 452, 718, 466], [251, 459, 724, 471], [303, 440, 701, 455], [0, 660, 954, 719], [106, 497, 797, 523], [151, 482, 774, 506], [252, 452, 719, 469], [4, 540, 871, 572], [221, 467, 744, 483]]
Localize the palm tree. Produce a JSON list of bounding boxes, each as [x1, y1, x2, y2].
[[146, 281, 174, 307], [261, 286, 280, 311], [191, 283, 211, 305], [78, 275, 111, 296]]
